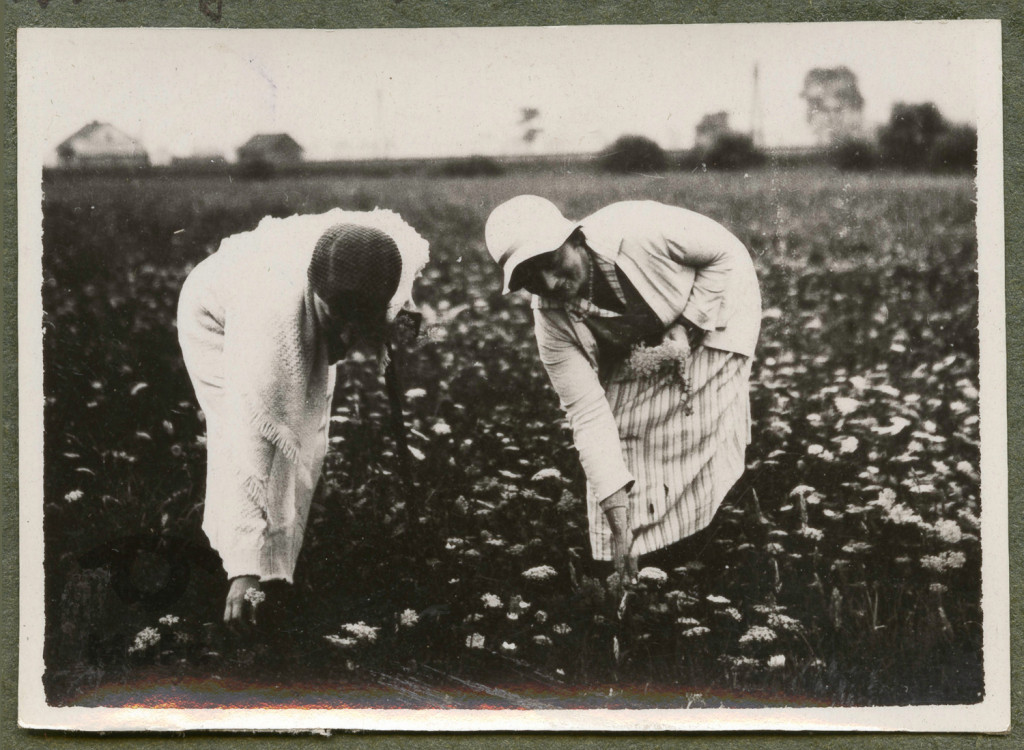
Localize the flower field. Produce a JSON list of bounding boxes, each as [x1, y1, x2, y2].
[[39, 167, 982, 708]]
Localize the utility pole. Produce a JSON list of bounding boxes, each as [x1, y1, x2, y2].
[[376, 85, 389, 158], [751, 62, 764, 149]]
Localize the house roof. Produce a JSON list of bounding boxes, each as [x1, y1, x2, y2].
[[238, 133, 304, 152], [57, 121, 147, 157]]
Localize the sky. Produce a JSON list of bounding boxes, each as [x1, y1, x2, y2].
[[20, 22, 988, 164]]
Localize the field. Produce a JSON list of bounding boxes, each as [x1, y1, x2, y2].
[[39, 167, 982, 708]]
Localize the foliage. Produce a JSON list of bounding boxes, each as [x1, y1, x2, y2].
[[433, 155, 505, 178], [929, 125, 977, 173], [704, 133, 766, 171], [597, 135, 668, 174], [829, 138, 880, 172], [878, 102, 950, 171], [40, 169, 981, 708]]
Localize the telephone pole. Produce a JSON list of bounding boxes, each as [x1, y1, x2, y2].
[[751, 62, 764, 149]]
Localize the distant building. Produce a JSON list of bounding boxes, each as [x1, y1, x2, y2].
[[800, 67, 865, 146], [694, 112, 731, 151], [56, 121, 150, 168], [236, 134, 304, 166]]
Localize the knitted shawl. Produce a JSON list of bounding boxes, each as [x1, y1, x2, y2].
[[209, 208, 429, 575]]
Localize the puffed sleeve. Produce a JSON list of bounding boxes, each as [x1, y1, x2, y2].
[[659, 208, 745, 332], [533, 308, 634, 501]]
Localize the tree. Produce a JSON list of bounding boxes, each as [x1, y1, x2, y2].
[[829, 137, 880, 172], [929, 125, 977, 173], [597, 135, 667, 174], [800, 67, 866, 146], [519, 107, 543, 147], [878, 102, 948, 171], [705, 132, 764, 171]]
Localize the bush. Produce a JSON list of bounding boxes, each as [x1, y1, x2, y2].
[[830, 138, 880, 172], [597, 135, 667, 174], [929, 125, 977, 173], [704, 133, 765, 171], [235, 160, 276, 180], [878, 102, 947, 171], [434, 155, 505, 178]]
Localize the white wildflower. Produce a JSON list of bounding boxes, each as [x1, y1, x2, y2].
[[886, 503, 924, 526], [706, 594, 731, 605], [553, 623, 572, 635], [500, 641, 517, 654], [682, 626, 711, 638], [430, 420, 452, 435], [324, 635, 358, 649], [405, 388, 427, 399], [243, 587, 265, 605], [465, 633, 485, 649], [534, 610, 548, 624], [767, 613, 802, 632], [626, 339, 691, 378], [873, 417, 911, 436], [637, 567, 669, 585], [676, 617, 701, 627], [956, 460, 979, 478], [340, 621, 380, 643], [480, 593, 503, 609], [739, 625, 777, 645], [158, 614, 180, 627], [933, 519, 963, 544], [957, 379, 979, 400], [530, 467, 563, 482], [399, 609, 419, 628], [522, 565, 557, 581], [768, 654, 786, 669], [128, 627, 161, 654], [957, 508, 981, 530], [799, 526, 824, 541], [532, 635, 553, 647], [807, 444, 824, 456], [841, 542, 872, 555], [445, 537, 465, 550], [921, 551, 967, 572], [64, 489, 84, 502], [837, 436, 859, 454], [870, 487, 897, 510], [834, 397, 862, 415], [719, 607, 742, 622]]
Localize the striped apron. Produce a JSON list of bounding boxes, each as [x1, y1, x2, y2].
[[581, 254, 752, 561]]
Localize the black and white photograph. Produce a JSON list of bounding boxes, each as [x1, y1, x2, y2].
[[17, 22, 1008, 732]]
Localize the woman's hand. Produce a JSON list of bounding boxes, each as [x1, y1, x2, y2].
[[661, 323, 693, 354], [601, 488, 638, 586], [663, 319, 705, 351], [224, 575, 261, 631]]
